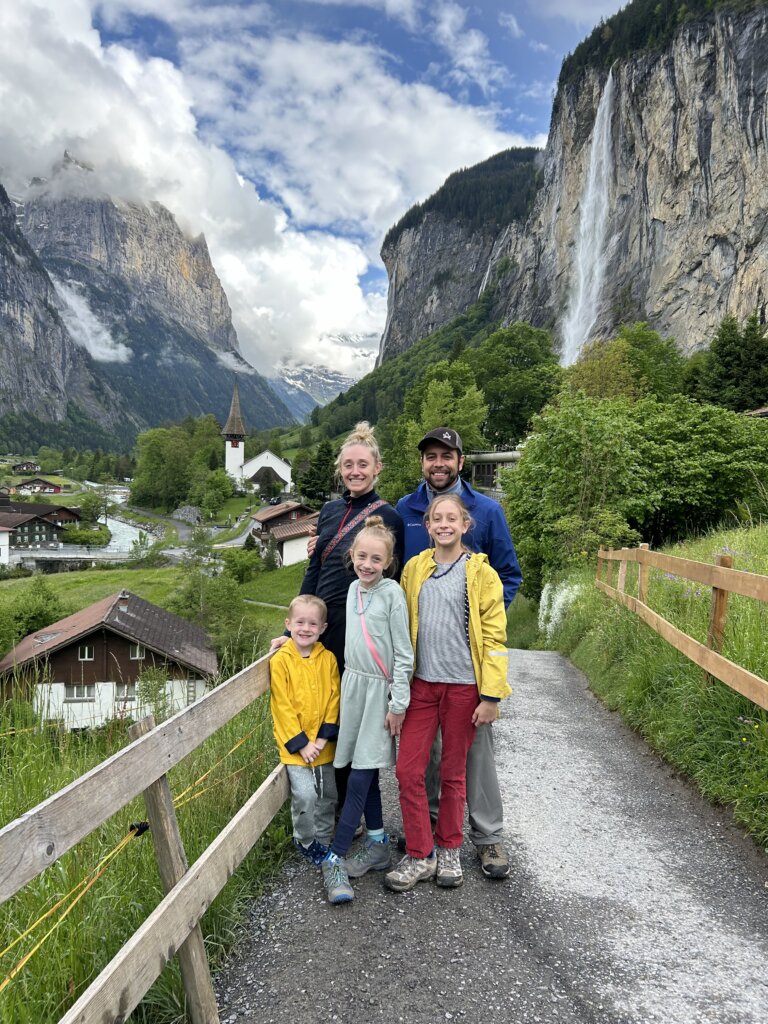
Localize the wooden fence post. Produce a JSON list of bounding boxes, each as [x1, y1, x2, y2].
[[596, 547, 604, 584], [707, 553, 733, 654], [128, 716, 220, 1024], [617, 548, 629, 594], [638, 543, 649, 605]]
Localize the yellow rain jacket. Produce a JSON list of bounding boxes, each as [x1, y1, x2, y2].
[[400, 550, 510, 705], [269, 639, 340, 766]]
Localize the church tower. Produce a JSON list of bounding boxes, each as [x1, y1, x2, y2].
[[222, 381, 246, 479]]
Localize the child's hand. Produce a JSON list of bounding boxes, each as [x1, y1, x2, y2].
[[315, 737, 327, 751], [300, 741, 322, 763], [472, 701, 498, 726], [269, 635, 289, 653], [385, 711, 406, 737]]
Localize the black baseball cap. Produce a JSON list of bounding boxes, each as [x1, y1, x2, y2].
[[417, 427, 463, 453]]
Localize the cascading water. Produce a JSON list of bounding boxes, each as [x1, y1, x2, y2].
[[561, 70, 615, 365]]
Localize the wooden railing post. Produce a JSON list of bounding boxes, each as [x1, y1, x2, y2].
[[128, 716, 220, 1024], [638, 543, 649, 605], [596, 547, 604, 583], [617, 548, 629, 594], [707, 553, 733, 653]]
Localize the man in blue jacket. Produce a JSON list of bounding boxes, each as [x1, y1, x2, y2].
[[396, 427, 522, 879]]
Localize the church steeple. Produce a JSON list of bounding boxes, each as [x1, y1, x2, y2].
[[222, 380, 246, 440], [223, 381, 246, 479]]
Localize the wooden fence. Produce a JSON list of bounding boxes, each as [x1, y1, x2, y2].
[[0, 652, 288, 1024], [596, 544, 768, 712]]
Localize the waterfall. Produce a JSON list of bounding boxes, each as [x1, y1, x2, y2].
[[561, 70, 616, 365]]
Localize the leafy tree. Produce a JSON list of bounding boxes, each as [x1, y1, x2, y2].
[[460, 323, 562, 443], [568, 336, 641, 399], [130, 426, 192, 510], [263, 536, 279, 572], [220, 547, 262, 584], [569, 323, 685, 401], [299, 425, 314, 448]]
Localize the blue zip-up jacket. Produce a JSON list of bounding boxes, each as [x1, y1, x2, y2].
[[395, 480, 522, 609]]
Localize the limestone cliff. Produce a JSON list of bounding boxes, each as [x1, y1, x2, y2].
[[379, 8, 768, 362]]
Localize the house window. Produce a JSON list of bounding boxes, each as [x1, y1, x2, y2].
[[65, 683, 95, 701], [115, 681, 136, 700], [78, 644, 95, 661], [129, 643, 145, 661]]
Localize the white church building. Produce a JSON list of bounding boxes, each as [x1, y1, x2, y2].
[[222, 383, 293, 493]]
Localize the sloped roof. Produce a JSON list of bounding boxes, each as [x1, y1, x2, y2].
[[270, 513, 320, 541], [0, 501, 78, 518], [0, 591, 217, 677], [222, 381, 246, 438], [251, 500, 313, 524], [0, 512, 63, 529]]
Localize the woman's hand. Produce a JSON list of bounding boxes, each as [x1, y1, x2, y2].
[[472, 701, 498, 726], [385, 710, 406, 737], [306, 524, 318, 558], [269, 635, 290, 653]]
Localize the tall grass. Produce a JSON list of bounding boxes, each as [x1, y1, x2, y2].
[[538, 522, 768, 852], [0, 656, 290, 1023]]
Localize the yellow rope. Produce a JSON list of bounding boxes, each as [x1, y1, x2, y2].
[[0, 727, 37, 738], [173, 759, 261, 810], [0, 829, 137, 973], [172, 724, 261, 803]]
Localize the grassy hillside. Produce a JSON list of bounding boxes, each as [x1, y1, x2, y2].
[[533, 521, 768, 851]]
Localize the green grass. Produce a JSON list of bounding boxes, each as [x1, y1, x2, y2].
[[505, 592, 540, 650], [0, 691, 290, 1024], [239, 561, 308, 606], [539, 521, 768, 852], [0, 567, 183, 617]]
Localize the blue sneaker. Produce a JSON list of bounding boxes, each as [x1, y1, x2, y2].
[[294, 839, 329, 866], [322, 855, 354, 903]]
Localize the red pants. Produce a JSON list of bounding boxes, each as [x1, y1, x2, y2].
[[395, 677, 478, 859]]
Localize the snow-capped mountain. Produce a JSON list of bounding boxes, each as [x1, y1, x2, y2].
[[268, 336, 377, 422]]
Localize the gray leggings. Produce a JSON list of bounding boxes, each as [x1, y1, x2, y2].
[[427, 723, 503, 845], [286, 762, 337, 846]]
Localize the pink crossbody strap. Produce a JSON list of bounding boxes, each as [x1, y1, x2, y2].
[[357, 585, 391, 681]]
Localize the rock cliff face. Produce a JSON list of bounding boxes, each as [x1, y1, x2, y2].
[[0, 184, 128, 433], [379, 9, 768, 362], [0, 163, 293, 444]]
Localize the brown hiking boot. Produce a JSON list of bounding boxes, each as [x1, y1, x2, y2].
[[477, 842, 510, 879]]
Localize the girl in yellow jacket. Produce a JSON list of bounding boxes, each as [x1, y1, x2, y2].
[[385, 493, 510, 893]]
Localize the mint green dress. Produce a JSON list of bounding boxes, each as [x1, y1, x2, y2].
[[333, 578, 414, 770]]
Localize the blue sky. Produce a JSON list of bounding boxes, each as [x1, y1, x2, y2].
[[0, 1, 624, 375]]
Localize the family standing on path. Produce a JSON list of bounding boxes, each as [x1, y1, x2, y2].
[[269, 421, 522, 903]]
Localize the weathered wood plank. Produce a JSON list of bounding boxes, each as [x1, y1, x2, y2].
[[596, 580, 768, 711], [58, 764, 289, 1024], [0, 656, 272, 905], [600, 547, 768, 602], [707, 553, 733, 653]]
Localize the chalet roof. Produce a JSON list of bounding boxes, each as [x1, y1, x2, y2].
[[222, 381, 246, 438], [251, 501, 313, 524], [0, 591, 217, 677], [17, 478, 59, 486], [0, 512, 63, 529], [0, 500, 79, 518], [270, 513, 320, 542]]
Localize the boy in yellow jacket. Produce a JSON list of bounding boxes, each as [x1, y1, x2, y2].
[[270, 595, 341, 865]]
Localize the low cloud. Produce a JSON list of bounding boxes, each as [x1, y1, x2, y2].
[[52, 276, 133, 362], [526, 0, 625, 25], [499, 13, 524, 39]]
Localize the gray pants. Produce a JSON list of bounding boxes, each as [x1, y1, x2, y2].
[[426, 724, 503, 846], [286, 762, 337, 846]]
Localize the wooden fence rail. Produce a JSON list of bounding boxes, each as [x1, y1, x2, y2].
[[0, 652, 288, 1024], [596, 544, 768, 712]]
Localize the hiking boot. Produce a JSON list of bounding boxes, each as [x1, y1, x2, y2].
[[345, 836, 392, 877], [436, 846, 463, 888], [384, 853, 437, 893], [294, 839, 328, 866], [477, 842, 511, 879], [322, 856, 354, 904]]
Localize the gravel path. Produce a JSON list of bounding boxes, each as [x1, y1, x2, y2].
[[215, 650, 768, 1024]]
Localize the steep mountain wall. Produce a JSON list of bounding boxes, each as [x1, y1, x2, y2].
[[0, 185, 128, 432], [379, 8, 768, 362]]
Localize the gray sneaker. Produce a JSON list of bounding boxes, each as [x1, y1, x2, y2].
[[477, 842, 511, 879], [345, 837, 392, 877], [384, 853, 437, 892], [436, 846, 463, 888], [322, 857, 354, 903]]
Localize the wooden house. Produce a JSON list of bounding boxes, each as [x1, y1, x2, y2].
[[0, 591, 217, 731]]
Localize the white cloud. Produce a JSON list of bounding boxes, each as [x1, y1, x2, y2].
[[499, 12, 524, 39], [430, 2, 508, 94], [52, 276, 133, 362], [296, 0, 423, 32], [529, 39, 554, 54]]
